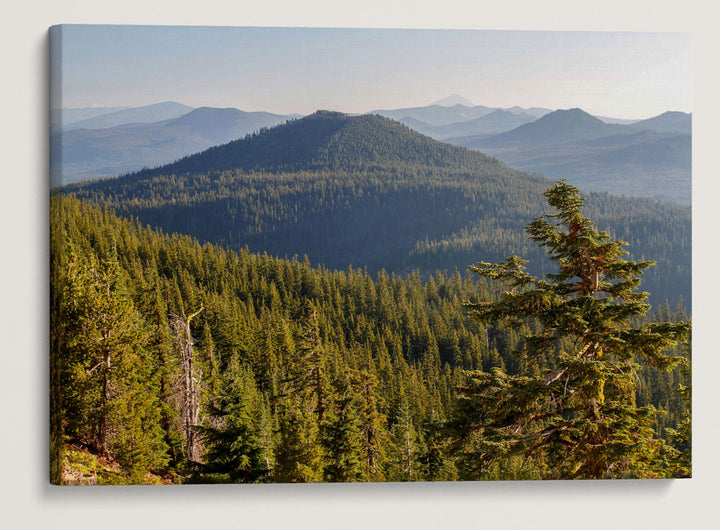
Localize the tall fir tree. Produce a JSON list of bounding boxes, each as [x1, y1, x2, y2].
[[450, 181, 691, 479], [321, 377, 364, 482], [386, 392, 420, 481], [351, 368, 387, 481], [272, 300, 327, 482]]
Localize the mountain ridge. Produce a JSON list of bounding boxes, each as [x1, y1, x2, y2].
[[61, 109, 690, 309], [62, 101, 195, 131], [400, 109, 538, 140], [51, 106, 297, 185], [629, 111, 692, 134], [476, 108, 622, 146], [119, 110, 504, 181], [431, 94, 475, 107], [445, 108, 691, 203]]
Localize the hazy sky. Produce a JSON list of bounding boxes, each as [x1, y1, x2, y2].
[[52, 25, 691, 120]]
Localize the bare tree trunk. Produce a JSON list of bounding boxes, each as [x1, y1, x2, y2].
[[172, 307, 204, 463]]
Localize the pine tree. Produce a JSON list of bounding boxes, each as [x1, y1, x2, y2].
[[294, 301, 328, 431], [450, 181, 691, 479], [273, 405, 322, 482]]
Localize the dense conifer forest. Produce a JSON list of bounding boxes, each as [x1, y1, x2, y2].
[[50, 190, 690, 484], [63, 112, 691, 309], [51, 112, 691, 484]]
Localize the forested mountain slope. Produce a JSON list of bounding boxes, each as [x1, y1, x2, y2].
[[60, 111, 691, 308], [50, 195, 690, 484]]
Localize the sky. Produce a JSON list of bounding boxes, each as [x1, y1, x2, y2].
[[52, 25, 691, 120]]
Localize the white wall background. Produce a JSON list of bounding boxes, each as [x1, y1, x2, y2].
[[2, 2, 717, 528]]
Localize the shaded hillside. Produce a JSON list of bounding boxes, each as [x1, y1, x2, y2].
[[60, 111, 691, 308], [119, 110, 508, 178]]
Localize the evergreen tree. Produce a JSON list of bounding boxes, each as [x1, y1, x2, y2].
[[273, 405, 322, 482], [59, 244, 168, 481], [51, 193, 691, 484], [194, 362, 268, 483], [294, 301, 329, 431], [272, 301, 327, 482], [351, 368, 387, 481], [450, 181, 691, 479], [321, 379, 364, 482], [386, 393, 420, 481], [665, 342, 692, 478]]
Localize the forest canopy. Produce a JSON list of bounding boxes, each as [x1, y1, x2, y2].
[[50, 185, 691, 484]]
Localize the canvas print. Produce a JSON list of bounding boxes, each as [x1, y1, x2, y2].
[[49, 25, 691, 485]]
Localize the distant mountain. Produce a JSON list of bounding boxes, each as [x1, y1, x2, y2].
[[503, 106, 555, 119], [430, 94, 475, 107], [473, 108, 623, 146], [62, 102, 195, 131], [594, 115, 641, 125], [448, 108, 690, 203], [162, 107, 297, 144], [50, 106, 131, 134], [62, 111, 690, 308], [371, 104, 495, 126], [123, 110, 505, 179], [51, 106, 295, 185], [407, 109, 539, 140], [629, 111, 692, 134]]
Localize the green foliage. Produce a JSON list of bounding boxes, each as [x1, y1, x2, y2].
[[57, 241, 168, 480], [450, 181, 691, 479], [50, 189, 690, 483], [62, 446, 129, 485], [322, 383, 364, 482], [273, 403, 322, 482], [59, 113, 690, 309], [193, 363, 268, 483], [664, 343, 692, 477], [386, 393, 421, 481]]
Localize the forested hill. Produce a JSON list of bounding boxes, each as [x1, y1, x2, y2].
[[59, 111, 691, 309], [111, 110, 508, 179]]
